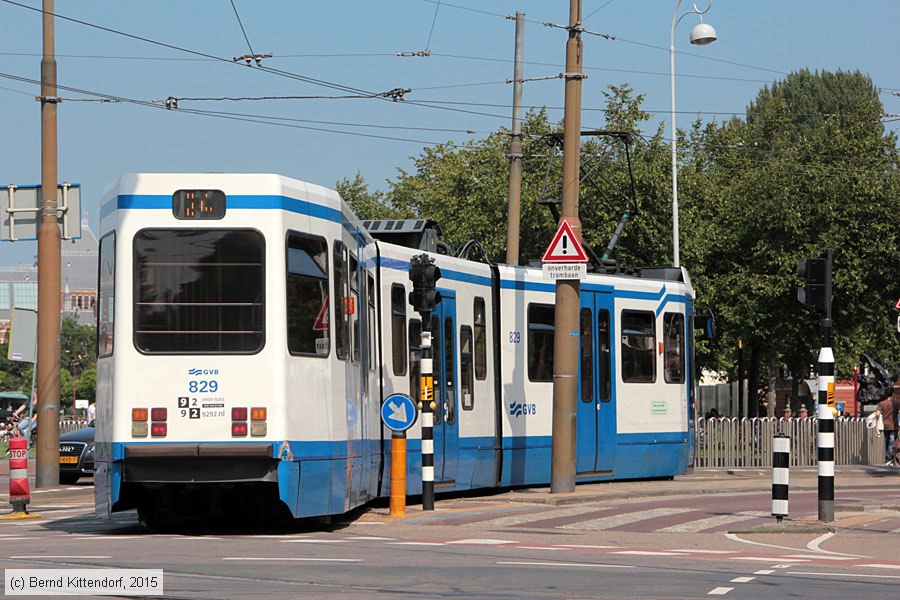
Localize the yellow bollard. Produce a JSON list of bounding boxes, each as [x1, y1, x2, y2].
[[390, 434, 407, 518]]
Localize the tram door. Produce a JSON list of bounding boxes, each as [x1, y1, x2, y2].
[[429, 291, 459, 483], [577, 291, 615, 474]]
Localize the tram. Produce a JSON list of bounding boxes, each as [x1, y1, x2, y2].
[[94, 173, 698, 524]]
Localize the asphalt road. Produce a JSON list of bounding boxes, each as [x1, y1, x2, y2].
[[2, 477, 900, 599]]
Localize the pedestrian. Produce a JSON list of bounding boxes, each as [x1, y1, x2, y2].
[[875, 394, 900, 465], [798, 404, 809, 419], [12, 394, 37, 440], [782, 405, 793, 419], [87, 401, 96, 423]]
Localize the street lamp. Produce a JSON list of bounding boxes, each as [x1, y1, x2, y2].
[[670, 0, 717, 268]]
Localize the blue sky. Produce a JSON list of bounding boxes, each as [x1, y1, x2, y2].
[[1, 0, 898, 265]]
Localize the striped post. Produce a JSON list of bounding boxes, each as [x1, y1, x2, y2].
[[817, 324, 835, 522], [772, 434, 790, 522], [420, 330, 435, 511], [8, 437, 30, 514]]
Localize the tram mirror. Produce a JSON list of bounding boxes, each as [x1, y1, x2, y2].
[[697, 314, 716, 340]]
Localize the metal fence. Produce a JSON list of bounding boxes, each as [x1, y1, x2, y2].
[[694, 417, 882, 468], [59, 419, 91, 434]]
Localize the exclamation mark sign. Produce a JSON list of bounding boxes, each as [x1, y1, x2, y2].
[[562, 235, 568, 254]]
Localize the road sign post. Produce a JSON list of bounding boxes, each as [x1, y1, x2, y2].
[[381, 393, 418, 518]]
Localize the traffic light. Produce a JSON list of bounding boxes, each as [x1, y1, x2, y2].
[[797, 249, 832, 311], [409, 254, 441, 314]]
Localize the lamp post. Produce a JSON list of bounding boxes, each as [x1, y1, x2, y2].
[[670, 0, 716, 268]]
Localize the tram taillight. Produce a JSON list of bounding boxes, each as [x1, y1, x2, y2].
[[151, 408, 167, 421], [150, 422, 167, 437], [231, 422, 248, 437], [232, 407, 248, 421]]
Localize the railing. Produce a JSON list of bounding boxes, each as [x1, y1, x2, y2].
[[694, 417, 881, 468], [59, 419, 92, 434]]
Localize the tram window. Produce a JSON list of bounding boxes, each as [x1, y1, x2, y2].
[[286, 231, 329, 357], [580, 308, 593, 402], [368, 274, 376, 372], [664, 312, 686, 384], [621, 310, 655, 383], [333, 242, 348, 360], [133, 229, 264, 354], [350, 254, 360, 364], [444, 316, 456, 424], [474, 297, 487, 380], [97, 232, 115, 358], [392, 285, 407, 375], [598, 310, 611, 401], [409, 319, 421, 403], [527, 303, 554, 382], [460, 326, 474, 410]]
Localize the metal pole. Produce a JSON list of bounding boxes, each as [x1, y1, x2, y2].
[[772, 433, 790, 522], [817, 319, 835, 522], [550, 0, 583, 494], [389, 431, 407, 518], [420, 330, 435, 510], [37, 0, 61, 488], [669, 0, 683, 268], [737, 339, 744, 420], [505, 11, 525, 266]]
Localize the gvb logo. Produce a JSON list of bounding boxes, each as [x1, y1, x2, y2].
[[188, 368, 219, 375], [509, 401, 537, 417]]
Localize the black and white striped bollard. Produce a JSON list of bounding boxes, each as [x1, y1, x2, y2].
[[817, 339, 835, 522], [420, 329, 435, 511], [772, 433, 790, 522]]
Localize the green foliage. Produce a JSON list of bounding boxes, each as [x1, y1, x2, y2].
[[336, 71, 900, 386]]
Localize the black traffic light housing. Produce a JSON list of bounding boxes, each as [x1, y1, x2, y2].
[[797, 249, 832, 313], [409, 253, 441, 314]]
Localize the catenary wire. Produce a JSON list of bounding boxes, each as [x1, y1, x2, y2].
[[229, 0, 256, 57]]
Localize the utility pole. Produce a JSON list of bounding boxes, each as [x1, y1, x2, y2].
[[550, 0, 583, 494], [505, 11, 525, 266], [37, 0, 61, 487]]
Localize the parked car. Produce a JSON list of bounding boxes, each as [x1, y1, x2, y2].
[[59, 421, 94, 484]]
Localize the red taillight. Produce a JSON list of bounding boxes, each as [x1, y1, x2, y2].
[[250, 407, 266, 421], [231, 422, 248, 437], [232, 407, 248, 421], [150, 422, 167, 437], [132, 408, 148, 421], [151, 407, 167, 421]]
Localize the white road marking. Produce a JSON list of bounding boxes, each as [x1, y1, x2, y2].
[[754, 570, 775, 575], [560, 544, 621, 549], [805, 532, 866, 557], [707, 587, 734, 595], [773, 565, 796, 569], [388, 542, 445, 546], [170, 537, 224, 541], [859, 564, 900, 570], [0, 538, 34, 541], [474, 505, 602, 528], [730, 557, 809, 563], [10, 556, 110, 559], [789, 571, 900, 580], [781, 554, 856, 561], [281, 539, 351, 544], [562, 507, 695, 531], [446, 539, 516, 545], [497, 561, 634, 569], [515, 546, 569, 551], [343, 536, 395, 541], [730, 576, 755, 583], [725, 533, 813, 553], [69, 536, 143, 541], [659, 512, 768, 533], [223, 557, 362, 562], [672, 549, 738, 554], [613, 551, 683, 556]]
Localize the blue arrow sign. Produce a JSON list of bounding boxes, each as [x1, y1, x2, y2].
[[381, 393, 418, 432]]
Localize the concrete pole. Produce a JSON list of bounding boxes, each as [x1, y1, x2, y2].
[[505, 11, 525, 266], [550, 0, 583, 494], [36, 0, 61, 488]]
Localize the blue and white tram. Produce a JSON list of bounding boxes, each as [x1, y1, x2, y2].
[[94, 172, 696, 524]]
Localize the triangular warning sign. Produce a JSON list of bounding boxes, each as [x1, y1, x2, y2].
[[542, 219, 589, 263], [312, 295, 329, 331]]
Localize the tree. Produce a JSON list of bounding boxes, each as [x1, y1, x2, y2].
[[684, 69, 900, 405]]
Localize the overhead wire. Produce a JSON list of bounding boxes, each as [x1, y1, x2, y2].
[[424, 0, 442, 52], [229, 0, 257, 58]]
